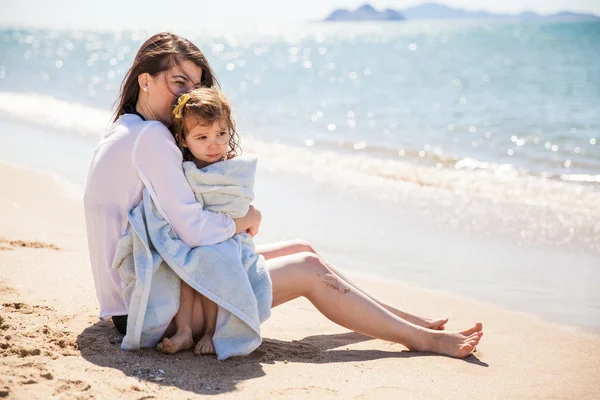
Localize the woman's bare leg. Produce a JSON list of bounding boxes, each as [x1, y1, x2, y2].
[[194, 296, 218, 355], [256, 240, 315, 261], [267, 251, 482, 358], [257, 240, 448, 330], [156, 281, 197, 354]]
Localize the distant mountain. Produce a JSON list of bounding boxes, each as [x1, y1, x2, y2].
[[401, 2, 497, 19], [401, 3, 600, 20], [550, 11, 600, 20], [323, 2, 600, 22], [324, 4, 405, 21]]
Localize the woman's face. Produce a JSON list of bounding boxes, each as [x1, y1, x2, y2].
[[144, 60, 203, 126]]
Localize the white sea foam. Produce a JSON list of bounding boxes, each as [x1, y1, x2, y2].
[[248, 139, 599, 215], [559, 174, 600, 184]]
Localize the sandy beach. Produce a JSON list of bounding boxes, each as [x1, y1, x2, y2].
[[0, 163, 599, 399]]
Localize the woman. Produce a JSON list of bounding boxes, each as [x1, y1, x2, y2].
[[84, 32, 483, 359]]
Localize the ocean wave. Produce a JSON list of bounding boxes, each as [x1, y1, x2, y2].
[[1, 91, 598, 217], [0, 91, 112, 137]]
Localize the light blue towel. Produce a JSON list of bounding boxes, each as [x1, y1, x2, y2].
[[112, 155, 272, 360]]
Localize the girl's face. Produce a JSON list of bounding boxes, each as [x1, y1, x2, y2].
[[144, 60, 202, 126], [182, 120, 230, 168]]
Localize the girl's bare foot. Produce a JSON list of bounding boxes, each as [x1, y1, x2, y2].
[[156, 330, 194, 354], [413, 322, 483, 358], [193, 333, 216, 355]]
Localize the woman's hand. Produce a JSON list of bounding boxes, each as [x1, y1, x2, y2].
[[234, 205, 262, 237]]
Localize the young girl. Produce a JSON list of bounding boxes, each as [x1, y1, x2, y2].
[[157, 87, 246, 356]]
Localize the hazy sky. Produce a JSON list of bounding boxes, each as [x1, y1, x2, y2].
[[1, 0, 599, 29]]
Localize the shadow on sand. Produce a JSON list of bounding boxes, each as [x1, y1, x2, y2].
[[77, 320, 487, 396]]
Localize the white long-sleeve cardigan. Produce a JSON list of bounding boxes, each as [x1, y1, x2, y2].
[[84, 114, 235, 318]]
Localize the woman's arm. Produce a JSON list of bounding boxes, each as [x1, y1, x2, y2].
[[133, 123, 241, 246]]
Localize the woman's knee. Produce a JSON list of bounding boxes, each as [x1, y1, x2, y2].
[[290, 239, 316, 254], [296, 252, 333, 279], [269, 252, 335, 303], [295, 252, 347, 297]]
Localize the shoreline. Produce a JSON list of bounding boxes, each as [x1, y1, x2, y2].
[[1, 162, 599, 399]]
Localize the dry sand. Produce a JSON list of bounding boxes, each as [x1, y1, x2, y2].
[[0, 163, 599, 399]]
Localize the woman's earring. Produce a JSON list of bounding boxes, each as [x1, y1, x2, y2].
[[142, 87, 148, 92]]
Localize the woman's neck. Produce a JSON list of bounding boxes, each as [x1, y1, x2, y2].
[[135, 100, 161, 123]]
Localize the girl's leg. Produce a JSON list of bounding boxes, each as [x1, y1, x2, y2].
[[191, 290, 206, 339], [268, 252, 483, 358], [156, 281, 199, 354], [194, 296, 218, 355], [258, 240, 448, 330]]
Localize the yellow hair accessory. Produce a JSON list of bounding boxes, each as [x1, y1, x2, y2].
[[173, 93, 191, 119]]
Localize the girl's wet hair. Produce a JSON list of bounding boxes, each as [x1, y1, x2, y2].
[[171, 87, 241, 162], [113, 32, 218, 122]]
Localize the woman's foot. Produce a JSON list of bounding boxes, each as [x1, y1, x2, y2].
[[379, 305, 448, 330], [413, 322, 483, 358], [411, 316, 449, 331], [156, 330, 194, 354], [193, 333, 216, 355]]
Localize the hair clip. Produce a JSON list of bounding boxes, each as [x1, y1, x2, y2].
[[173, 93, 191, 119]]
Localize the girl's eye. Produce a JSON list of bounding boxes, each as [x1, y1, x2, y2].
[[175, 81, 185, 86], [218, 131, 227, 136], [198, 136, 207, 140]]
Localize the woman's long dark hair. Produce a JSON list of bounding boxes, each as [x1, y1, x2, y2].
[[113, 32, 219, 122]]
